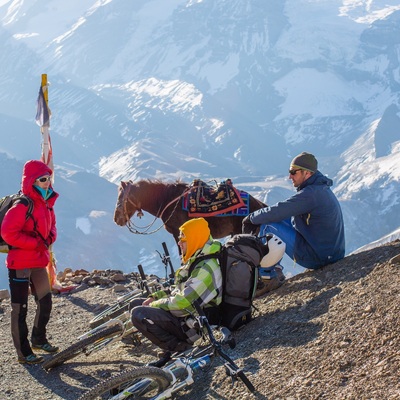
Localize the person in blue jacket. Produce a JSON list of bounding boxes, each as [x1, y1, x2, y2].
[[242, 152, 345, 270]]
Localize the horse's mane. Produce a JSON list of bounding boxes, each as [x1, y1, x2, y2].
[[143, 178, 187, 186], [132, 179, 189, 205], [137, 178, 188, 190]]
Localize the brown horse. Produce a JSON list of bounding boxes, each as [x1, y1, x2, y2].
[[114, 179, 267, 243]]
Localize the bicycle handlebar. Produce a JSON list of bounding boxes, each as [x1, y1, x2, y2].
[[192, 301, 228, 346], [162, 241, 170, 256], [137, 264, 151, 296], [137, 264, 146, 280], [162, 242, 175, 278]]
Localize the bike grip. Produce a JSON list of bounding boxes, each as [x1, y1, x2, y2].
[[162, 242, 170, 256], [137, 264, 146, 280]]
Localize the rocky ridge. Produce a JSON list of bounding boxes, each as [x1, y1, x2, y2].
[[0, 241, 399, 400]]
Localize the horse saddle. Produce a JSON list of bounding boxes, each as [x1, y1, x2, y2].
[[183, 179, 247, 217]]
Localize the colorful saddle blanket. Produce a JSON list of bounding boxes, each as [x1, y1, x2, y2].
[[182, 179, 249, 217]]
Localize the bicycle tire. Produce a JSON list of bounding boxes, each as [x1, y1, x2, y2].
[[89, 289, 146, 329], [77, 366, 173, 399], [43, 324, 123, 371]]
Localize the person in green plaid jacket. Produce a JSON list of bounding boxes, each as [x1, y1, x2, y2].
[[130, 218, 222, 363]]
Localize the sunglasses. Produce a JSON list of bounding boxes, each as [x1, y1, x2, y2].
[[178, 234, 187, 242], [289, 169, 302, 176], [36, 176, 51, 183]]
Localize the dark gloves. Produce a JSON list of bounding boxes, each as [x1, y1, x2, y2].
[[242, 215, 259, 235]]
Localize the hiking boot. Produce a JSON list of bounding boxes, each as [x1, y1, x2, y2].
[[275, 264, 286, 283], [256, 265, 286, 297], [31, 342, 59, 353], [121, 333, 142, 346], [147, 351, 172, 368], [18, 353, 44, 364]]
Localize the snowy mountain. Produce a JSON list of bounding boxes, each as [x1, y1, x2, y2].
[[1, 0, 400, 287]]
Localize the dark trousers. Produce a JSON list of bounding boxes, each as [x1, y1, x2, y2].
[[130, 299, 192, 353], [9, 268, 52, 358]]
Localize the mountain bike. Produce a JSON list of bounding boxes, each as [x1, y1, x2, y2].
[[89, 242, 175, 329], [43, 245, 176, 371], [77, 301, 255, 399], [43, 302, 142, 371]]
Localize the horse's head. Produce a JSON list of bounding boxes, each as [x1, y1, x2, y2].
[[114, 181, 144, 226]]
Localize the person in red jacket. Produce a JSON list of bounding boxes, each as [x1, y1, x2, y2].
[[1, 160, 59, 364]]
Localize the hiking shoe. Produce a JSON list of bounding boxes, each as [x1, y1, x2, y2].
[[275, 264, 286, 283], [147, 351, 172, 368], [256, 265, 286, 297], [32, 342, 59, 353], [18, 353, 44, 364]]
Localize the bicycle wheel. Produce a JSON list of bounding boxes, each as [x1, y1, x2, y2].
[[90, 290, 142, 329], [78, 366, 173, 399], [43, 324, 123, 371]]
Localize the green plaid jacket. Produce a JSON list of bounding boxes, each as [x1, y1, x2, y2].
[[149, 239, 222, 318]]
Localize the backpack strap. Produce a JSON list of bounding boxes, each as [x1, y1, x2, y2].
[[14, 195, 44, 241], [14, 195, 34, 220], [188, 252, 222, 276]]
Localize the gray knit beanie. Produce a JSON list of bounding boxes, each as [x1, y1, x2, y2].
[[290, 152, 318, 173]]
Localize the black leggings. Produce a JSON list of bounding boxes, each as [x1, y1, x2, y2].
[[9, 268, 52, 358]]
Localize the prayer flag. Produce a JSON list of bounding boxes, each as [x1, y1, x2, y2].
[[36, 74, 54, 173]]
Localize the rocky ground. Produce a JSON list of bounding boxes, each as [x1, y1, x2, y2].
[[0, 240, 399, 400]]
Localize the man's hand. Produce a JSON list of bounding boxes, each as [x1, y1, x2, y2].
[[143, 297, 155, 306], [242, 215, 259, 235]]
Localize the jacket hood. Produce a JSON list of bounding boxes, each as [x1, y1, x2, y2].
[[21, 160, 53, 198], [179, 217, 210, 263], [298, 170, 333, 191]]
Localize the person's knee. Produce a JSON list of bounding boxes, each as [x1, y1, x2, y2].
[[11, 302, 28, 318], [38, 292, 52, 316], [128, 298, 146, 313], [131, 306, 150, 325]]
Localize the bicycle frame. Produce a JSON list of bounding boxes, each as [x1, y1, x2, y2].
[[104, 305, 253, 399], [80, 311, 140, 356], [77, 301, 255, 399]]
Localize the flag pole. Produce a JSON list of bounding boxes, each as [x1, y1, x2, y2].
[[36, 75, 72, 293], [36, 73, 54, 182], [41, 74, 48, 104]]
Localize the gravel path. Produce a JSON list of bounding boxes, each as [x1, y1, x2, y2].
[[0, 241, 399, 400]]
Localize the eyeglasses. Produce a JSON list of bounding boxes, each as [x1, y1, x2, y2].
[[36, 176, 51, 183], [289, 169, 302, 176]]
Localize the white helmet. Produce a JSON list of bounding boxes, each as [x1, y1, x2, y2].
[[260, 234, 286, 268]]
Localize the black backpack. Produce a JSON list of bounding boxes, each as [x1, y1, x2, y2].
[[190, 234, 268, 331], [0, 192, 34, 253]]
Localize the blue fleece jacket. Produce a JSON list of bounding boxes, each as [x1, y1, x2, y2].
[[249, 171, 345, 268]]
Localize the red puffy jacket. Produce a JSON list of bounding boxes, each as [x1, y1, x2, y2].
[[1, 160, 59, 270]]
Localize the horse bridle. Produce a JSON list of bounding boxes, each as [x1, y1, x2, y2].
[[122, 181, 190, 236], [122, 182, 144, 220]]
